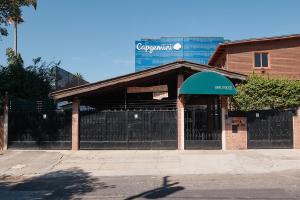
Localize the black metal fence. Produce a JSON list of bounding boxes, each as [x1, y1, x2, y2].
[[184, 105, 222, 149], [8, 99, 71, 149], [247, 109, 293, 149], [80, 109, 178, 150], [81, 100, 177, 111]]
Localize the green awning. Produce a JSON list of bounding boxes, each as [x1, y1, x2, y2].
[[179, 71, 237, 95]]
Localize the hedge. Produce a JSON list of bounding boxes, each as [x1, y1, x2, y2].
[[232, 75, 300, 111]]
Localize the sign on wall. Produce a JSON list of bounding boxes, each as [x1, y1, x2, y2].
[[135, 37, 225, 72]]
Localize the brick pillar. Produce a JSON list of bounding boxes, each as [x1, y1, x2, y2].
[[72, 98, 80, 151], [293, 108, 300, 149], [221, 96, 228, 150], [225, 117, 248, 150], [177, 73, 184, 150], [221, 96, 248, 150]]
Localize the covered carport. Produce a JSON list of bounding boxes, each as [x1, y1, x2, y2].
[[50, 60, 246, 150]]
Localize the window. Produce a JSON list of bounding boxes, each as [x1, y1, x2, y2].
[[254, 52, 269, 68]]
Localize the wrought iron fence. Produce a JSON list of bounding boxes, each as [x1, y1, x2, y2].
[[247, 109, 294, 149], [80, 108, 178, 149], [184, 105, 222, 149], [8, 98, 71, 149]]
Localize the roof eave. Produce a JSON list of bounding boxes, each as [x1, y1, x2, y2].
[[50, 61, 247, 101], [209, 33, 300, 65], [208, 44, 226, 65]]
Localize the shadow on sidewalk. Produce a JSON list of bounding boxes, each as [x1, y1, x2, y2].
[[125, 176, 185, 200], [0, 168, 115, 199]]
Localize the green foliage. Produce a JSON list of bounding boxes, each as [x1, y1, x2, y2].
[[74, 72, 83, 79], [0, 0, 37, 37], [232, 75, 300, 111], [73, 72, 84, 85], [0, 48, 59, 112]]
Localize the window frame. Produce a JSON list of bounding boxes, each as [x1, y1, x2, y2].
[[253, 51, 271, 69]]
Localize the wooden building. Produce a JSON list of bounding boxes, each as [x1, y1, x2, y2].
[[2, 60, 300, 151], [49, 61, 247, 150], [208, 34, 300, 80]]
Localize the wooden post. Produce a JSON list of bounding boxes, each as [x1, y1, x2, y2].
[[72, 98, 80, 151], [177, 74, 184, 150]]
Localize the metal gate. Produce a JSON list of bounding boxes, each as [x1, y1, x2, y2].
[[184, 105, 222, 149], [247, 110, 293, 149], [80, 109, 177, 149], [8, 110, 72, 149]]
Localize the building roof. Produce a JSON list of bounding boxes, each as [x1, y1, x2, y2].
[[50, 60, 247, 101], [140, 36, 224, 40], [208, 33, 300, 65]]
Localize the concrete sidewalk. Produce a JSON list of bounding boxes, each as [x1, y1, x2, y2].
[[1, 149, 300, 177]]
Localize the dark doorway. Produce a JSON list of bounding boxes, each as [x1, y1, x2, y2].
[[184, 96, 222, 149]]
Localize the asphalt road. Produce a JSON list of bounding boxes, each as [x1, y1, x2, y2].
[[1, 170, 300, 200]]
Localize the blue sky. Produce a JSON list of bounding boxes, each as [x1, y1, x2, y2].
[[0, 0, 300, 82]]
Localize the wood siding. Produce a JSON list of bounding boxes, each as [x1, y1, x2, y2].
[[213, 38, 300, 80], [213, 51, 227, 69]]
